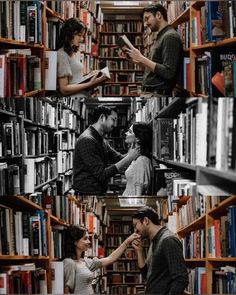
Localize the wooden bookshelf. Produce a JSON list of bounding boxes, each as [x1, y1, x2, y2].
[[176, 195, 236, 294], [105, 218, 146, 294], [0, 195, 107, 293], [0, 1, 102, 97], [98, 16, 144, 97]]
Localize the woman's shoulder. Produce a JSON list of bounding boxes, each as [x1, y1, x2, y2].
[[136, 155, 151, 164], [63, 258, 75, 265]]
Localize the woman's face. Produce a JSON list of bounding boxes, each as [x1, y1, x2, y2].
[[71, 30, 85, 47], [75, 232, 91, 252], [125, 125, 136, 145]]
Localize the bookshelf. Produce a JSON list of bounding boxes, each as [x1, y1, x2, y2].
[[0, 0, 102, 97], [0, 195, 108, 293], [105, 219, 147, 294], [134, 94, 236, 293], [175, 194, 236, 294], [164, 1, 236, 96], [99, 16, 144, 97], [0, 96, 87, 196]]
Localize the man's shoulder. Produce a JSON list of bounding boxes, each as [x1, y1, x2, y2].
[[164, 27, 182, 40]]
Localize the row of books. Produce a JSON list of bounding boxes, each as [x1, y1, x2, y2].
[[0, 1, 42, 43], [154, 97, 236, 171], [187, 266, 236, 294], [102, 84, 141, 96], [102, 21, 143, 33], [0, 163, 21, 196], [107, 285, 145, 295], [0, 207, 47, 256], [108, 273, 143, 284], [194, 49, 236, 97], [106, 261, 139, 272], [0, 265, 47, 294], [0, 119, 21, 157], [0, 53, 41, 97], [182, 229, 206, 259], [101, 59, 142, 71]]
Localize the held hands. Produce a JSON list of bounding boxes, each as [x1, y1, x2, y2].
[[125, 233, 141, 246]]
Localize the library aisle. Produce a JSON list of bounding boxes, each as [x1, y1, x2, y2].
[[0, 0, 236, 294]]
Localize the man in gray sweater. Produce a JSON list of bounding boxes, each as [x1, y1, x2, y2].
[[126, 4, 183, 96], [132, 206, 189, 294]]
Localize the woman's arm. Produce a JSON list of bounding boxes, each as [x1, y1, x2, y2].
[[58, 73, 106, 96], [99, 233, 140, 267]]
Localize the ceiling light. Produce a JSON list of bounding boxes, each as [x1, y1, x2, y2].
[[119, 196, 147, 207], [98, 97, 123, 102], [114, 1, 140, 6]]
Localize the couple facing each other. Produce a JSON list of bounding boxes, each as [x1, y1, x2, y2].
[[73, 105, 152, 196]]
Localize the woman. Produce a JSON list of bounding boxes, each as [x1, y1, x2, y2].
[[63, 225, 139, 294], [123, 122, 153, 196], [57, 18, 106, 97]]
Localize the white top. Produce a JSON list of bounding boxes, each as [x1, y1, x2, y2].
[[57, 48, 90, 97], [123, 155, 152, 196], [63, 257, 101, 294]]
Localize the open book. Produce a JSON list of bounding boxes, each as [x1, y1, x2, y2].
[[78, 66, 111, 84], [116, 35, 135, 51]]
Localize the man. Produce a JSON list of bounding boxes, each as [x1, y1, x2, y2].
[[73, 105, 140, 195], [125, 4, 183, 96], [131, 206, 188, 294]]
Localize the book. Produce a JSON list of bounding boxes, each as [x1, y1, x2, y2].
[[116, 35, 135, 51], [79, 66, 110, 84]]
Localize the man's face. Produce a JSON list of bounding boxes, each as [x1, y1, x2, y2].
[[132, 218, 148, 238], [143, 11, 160, 32], [102, 110, 117, 133]]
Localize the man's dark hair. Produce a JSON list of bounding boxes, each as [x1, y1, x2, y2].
[[57, 17, 86, 55], [143, 4, 168, 22], [132, 206, 160, 225], [92, 105, 117, 123]]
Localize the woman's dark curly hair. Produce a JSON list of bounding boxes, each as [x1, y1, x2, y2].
[[133, 122, 153, 159], [57, 18, 86, 55], [63, 225, 87, 259]]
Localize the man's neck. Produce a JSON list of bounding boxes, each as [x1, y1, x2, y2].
[[92, 123, 104, 137], [157, 21, 169, 33], [149, 225, 163, 240]]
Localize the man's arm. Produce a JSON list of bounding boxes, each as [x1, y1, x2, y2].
[[125, 35, 182, 80], [76, 137, 139, 183], [163, 237, 189, 294], [132, 238, 147, 278]]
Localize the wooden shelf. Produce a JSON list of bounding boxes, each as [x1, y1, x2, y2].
[[35, 176, 58, 190], [177, 214, 205, 236], [0, 196, 43, 211], [170, 7, 190, 28], [198, 166, 236, 184], [0, 38, 44, 48], [0, 255, 50, 260], [0, 109, 17, 117]]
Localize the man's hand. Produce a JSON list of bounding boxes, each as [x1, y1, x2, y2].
[[131, 237, 142, 252], [128, 146, 140, 161], [125, 47, 144, 64]]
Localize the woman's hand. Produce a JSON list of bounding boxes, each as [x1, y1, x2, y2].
[[89, 72, 107, 87], [125, 233, 141, 246]]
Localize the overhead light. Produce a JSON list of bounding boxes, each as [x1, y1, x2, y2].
[[114, 1, 140, 6], [119, 196, 147, 207], [98, 97, 123, 102]]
